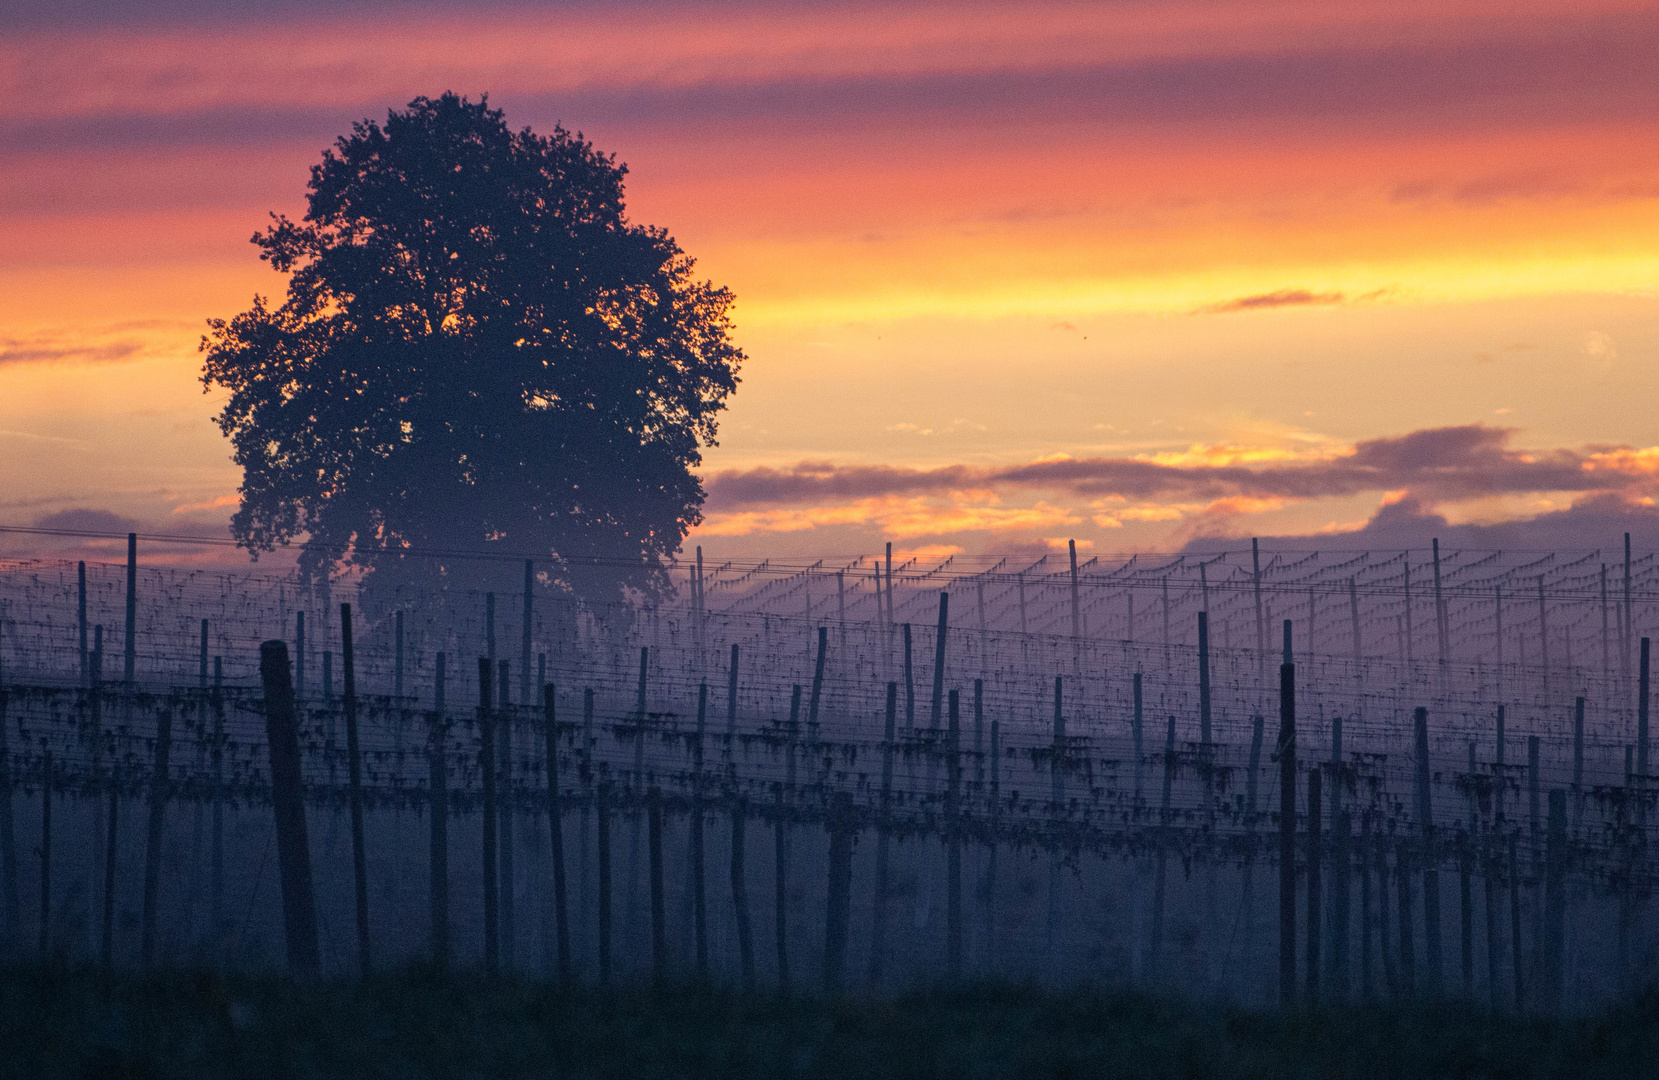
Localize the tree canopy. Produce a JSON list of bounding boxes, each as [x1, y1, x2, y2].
[[202, 93, 743, 608]]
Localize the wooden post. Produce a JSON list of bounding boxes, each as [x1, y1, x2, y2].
[[543, 683, 571, 981], [1198, 611, 1211, 747], [430, 653, 449, 969], [0, 644, 17, 961], [520, 560, 534, 708], [77, 562, 88, 687], [1509, 834, 1524, 1008], [1541, 788, 1567, 1014], [1278, 659, 1297, 1005], [211, 655, 226, 945], [124, 533, 136, 686], [1306, 767, 1321, 1003], [727, 644, 740, 744], [1415, 706, 1443, 996], [597, 782, 612, 984], [1375, 815, 1396, 998], [1068, 539, 1081, 641], [648, 786, 666, 985], [1396, 834, 1415, 996], [823, 793, 853, 994], [931, 593, 949, 730], [498, 660, 515, 970], [1639, 638, 1650, 826], [341, 604, 371, 977], [1331, 803, 1351, 1000], [37, 751, 50, 960], [869, 682, 896, 986], [946, 688, 962, 979], [773, 782, 790, 992], [1048, 676, 1066, 964], [140, 709, 172, 969], [1149, 714, 1175, 981], [258, 640, 319, 975], [1459, 826, 1474, 1000], [394, 611, 404, 702], [1359, 810, 1373, 1000], [99, 650, 118, 971], [731, 795, 753, 990], [985, 711, 1001, 974], [1252, 539, 1266, 684], [809, 626, 828, 743], [903, 624, 915, 732], [479, 657, 499, 976], [691, 683, 708, 980]]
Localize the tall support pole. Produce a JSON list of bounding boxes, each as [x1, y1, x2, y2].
[[139, 709, 172, 970], [394, 611, 404, 702], [1278, 656, 1297, 1005], [1253, 538, 1267, 686], [479, 657, 499, 976], [1415, 706, 1443, 996], [946, 689, 963, 979], [1639, 637, 1650, 790], [727, 644, 740, 744], [1307, 767, 1322, 1003], [1068, 540, 1081, 641], [1198, 611, 1212, 747], [430, 654, 449, 969], [258, 641, 319, 975], [1625, 533, 1634, 681], [930, 592, 949, 730], [341, 604, 372, 976], [521, 560, 534, 708], [543, 683, 571, 981], [869, 683, 896, 986], [1432, 538, 1448, 668], [77, 562, 88, 687], [691, 683, 709, 980], [124, 533, 137, 686]]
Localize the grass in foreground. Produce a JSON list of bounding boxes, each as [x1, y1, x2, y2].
[[2, 965, 1656, 1080]]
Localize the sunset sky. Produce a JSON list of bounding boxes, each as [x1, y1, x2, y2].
[[3, 0, 1658, 566]]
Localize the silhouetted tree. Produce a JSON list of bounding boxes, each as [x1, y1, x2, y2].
[[202, 93, 743, 612]]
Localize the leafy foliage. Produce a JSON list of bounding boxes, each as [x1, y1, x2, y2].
[[202, 93, 742, 606]]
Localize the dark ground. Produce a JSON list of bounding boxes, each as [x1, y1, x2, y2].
[[4, 966, 1657, 1080]]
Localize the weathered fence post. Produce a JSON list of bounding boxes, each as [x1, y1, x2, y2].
[[1278, 657, 1297, 1005], [0, 644, 16, 961], [598, 781, 613, 985], [730, 794, 753, 990], [649, 786, 666, 985], [691, 682, 708, 980], [870, 683, 896, 986], [930, 593, 949, 729], [1306, 766, 1321, 1003], [774, 781, 790, 992], [140, 709, 172, 969], [479, 657, 499, 976], [341, 604, 371, 977], [1415, 706, 1443, 996], [498, 660, 515, 971], [946, 688, 963, 979], [1541, 788, 1567, 1014], [430, 654, 449, 969], [210, 657, 225, 949], [259, 640, 319, 975], [1198, 611, 1212, 747], [823, 792, 853, 994], [38, 751, 50, 960], [542, 683, 571, 981]]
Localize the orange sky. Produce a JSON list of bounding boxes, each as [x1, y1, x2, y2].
[[2, 0, 1657, 563]]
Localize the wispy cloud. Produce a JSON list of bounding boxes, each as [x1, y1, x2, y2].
[[0, 334, 145, 366], [702, 425, 1659, 539]]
